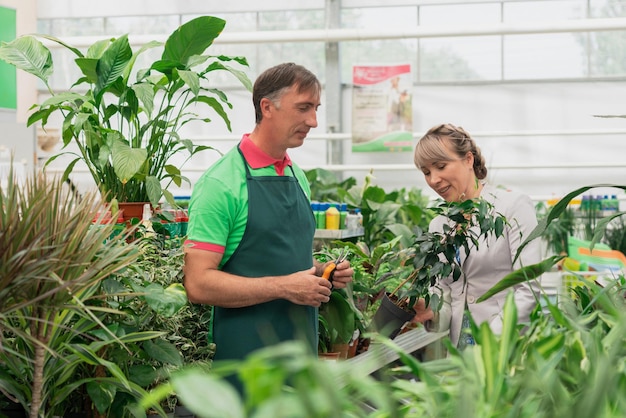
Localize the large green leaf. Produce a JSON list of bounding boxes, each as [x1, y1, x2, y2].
[[205, 61, 253, 92], [192, 95, 232, 131], [95, 35, 133, 99], [132, 82, 155, 116], [178, 69, 200, 95], [145, 175, 163, 206], [75, 57, 99, 84], [320, 291, 356, 344], [143, 338, 183, 367], [128, 364, 159, 388], [171, 368, 244, 418], [477, 255, 563, 302], [87, 380, 117, 414], [0, 36, 53, 82], [111, 140, 147, 183], [143, 283, 187, 317], [162, 16, 225, 65]]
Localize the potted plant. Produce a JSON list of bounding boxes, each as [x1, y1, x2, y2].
[[0, 16, 252, 213], [314, 246, 366, 359], [369, 198, 508, 338]]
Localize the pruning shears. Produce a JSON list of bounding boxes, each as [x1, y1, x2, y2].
[[322, 247, 350, 282]]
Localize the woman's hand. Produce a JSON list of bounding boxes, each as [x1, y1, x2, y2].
[[411, 298, 434, 323]]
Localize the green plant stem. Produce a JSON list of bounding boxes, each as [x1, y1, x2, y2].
[[389, 268, 418, 309], [30, 306, 53, 418]]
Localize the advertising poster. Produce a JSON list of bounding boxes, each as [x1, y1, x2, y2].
[[0, 6, 17, 109], [351, 64, 413, 152]]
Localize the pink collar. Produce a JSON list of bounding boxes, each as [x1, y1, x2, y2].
[[240, 134, 292, 175]]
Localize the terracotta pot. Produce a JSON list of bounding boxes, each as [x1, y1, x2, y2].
[[347, 338, 359, 358], [318, 352, 341, 361], [330, 343, 350, 359], [118, 202, 148, 224]]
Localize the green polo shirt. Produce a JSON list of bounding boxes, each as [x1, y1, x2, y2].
[[186, 136, 311, 268]]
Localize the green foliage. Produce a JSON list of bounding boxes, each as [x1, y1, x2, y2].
[[142, 272, 626, 418], [305, 168, 357, 203], [307, 169, 433, 251], [602, 214, 626, 256], [515, 184, 626, 262], [0, 169, 160, 417], [141, 341, 401, 418], [389, 198, 508, 312], [391, 277, 626, 418], [140, 183, 626, 417], [535, 201, 578, 256], [314, 246, 366, 352], [0, 16, 251, 206], [96, 233, 214, 414]]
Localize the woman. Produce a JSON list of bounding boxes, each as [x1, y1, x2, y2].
[[413, 123, 541, 348]]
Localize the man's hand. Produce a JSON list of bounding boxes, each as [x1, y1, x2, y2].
[[284, 266, 333, 307], [326, 259, 354, 290]]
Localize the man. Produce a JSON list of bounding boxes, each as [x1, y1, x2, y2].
[[183, 63, 353, 374]]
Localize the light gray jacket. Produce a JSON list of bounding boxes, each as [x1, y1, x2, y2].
[[429, 184, 542, 347]]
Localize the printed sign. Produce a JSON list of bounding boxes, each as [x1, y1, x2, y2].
[[351, 64, 413, 152]]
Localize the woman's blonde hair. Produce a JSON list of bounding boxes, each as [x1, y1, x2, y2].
[[414, 123, 488, 180]]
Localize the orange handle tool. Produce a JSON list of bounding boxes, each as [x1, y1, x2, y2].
[[321, 248, 349, 281], [322, 262, 337, 281]]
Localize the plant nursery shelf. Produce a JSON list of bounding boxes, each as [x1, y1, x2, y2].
[[314, 227, 365, 239]]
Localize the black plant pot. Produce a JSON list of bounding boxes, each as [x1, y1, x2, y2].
[[174, 405, 195, 418], [370, 293, 414, 339]]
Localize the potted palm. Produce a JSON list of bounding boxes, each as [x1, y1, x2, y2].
[[0, 16, 251, 214], [0, 167, 168, 418]]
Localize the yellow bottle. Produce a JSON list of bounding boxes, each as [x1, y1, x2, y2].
[[326, 204, 340, 230]]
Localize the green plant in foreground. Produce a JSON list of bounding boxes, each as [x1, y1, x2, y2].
[[99, 233, 214, 413], [138, 184, 626, 417], [0, 169, 166, 417], [0, 16, 251, 206]]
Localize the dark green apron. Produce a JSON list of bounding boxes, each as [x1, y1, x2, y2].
[[212, 146, 317, 366]]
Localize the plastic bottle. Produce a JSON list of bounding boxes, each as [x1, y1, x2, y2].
[[601, 195, 610, 216], [317, 203, 328, 229], [311, 202, 321, 229], [580, 195, 589, 212], [326, 204, 340, 230], [595, 195, 604, 214], [346, 209, 359, 230], [339, 203, 348, 230], [610, 195, 620, 213], [355, 208, 363, 227]]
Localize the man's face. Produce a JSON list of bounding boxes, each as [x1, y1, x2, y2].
[[269, 84, 320, 149]]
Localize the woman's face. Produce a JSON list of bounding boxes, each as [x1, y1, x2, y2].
[[420, 141, 476, 202]]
